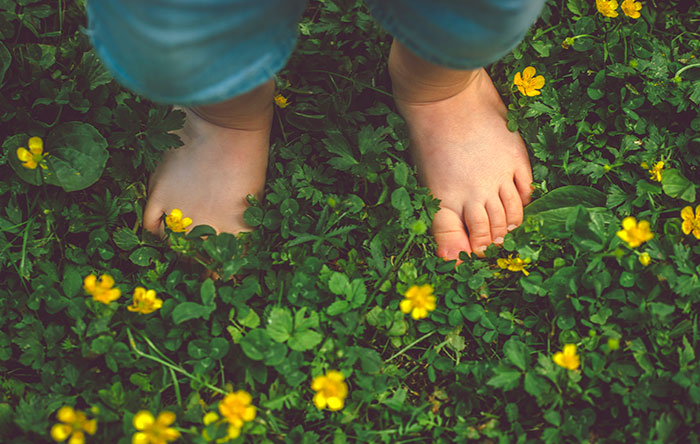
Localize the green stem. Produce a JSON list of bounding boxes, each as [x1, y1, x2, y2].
[[126, 328, 227, 396], [386, 330, 436, 362], [310, 70, 394, 98], [367, 232, 416, 306], [675, 63, 700, 79]]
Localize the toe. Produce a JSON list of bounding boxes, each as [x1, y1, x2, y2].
[[485, 199, 508, 245], [500, 182, 524, 232], [432, 207, 472, 262], [463, 203, 492, 257], [514, 166, 534, 206], [143, 199, 165, 237]]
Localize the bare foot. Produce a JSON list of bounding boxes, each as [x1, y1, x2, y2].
[[389, 42, 533, 260], [143, 81, 273, 236]]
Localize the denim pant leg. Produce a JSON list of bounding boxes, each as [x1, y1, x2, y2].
[[364, 0, 545, 69], [86, 0, 307, 105]]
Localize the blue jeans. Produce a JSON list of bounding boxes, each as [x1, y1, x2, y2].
[[86, 0, 545, 105]]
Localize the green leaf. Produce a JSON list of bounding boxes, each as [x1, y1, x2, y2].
[[486, 369, 521, 388], [42, 122, 109, 191], [171, 302, 215, 324], [393, 163, 409, 186], [112, 228, 140, 251], [503, 337, 528, 371], [288, 330, 323, 351], [243, 206, 263, 227], [328, 272, 350, 295], [525, 185, 606, 215], [129, 247, 159, 267], [240, 329, 272, 361], [266, 307, 293, 343], [200, 279, 216, 306], [391, 187, 412, 213], [662, 168, 696, 202]]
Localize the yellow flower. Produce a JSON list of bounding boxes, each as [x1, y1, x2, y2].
[[640, 161, 664, 182], [165, 209, 192, 233], [83, 274, 121, 304], [218, 391, 256, 437], [132, 410, 180, 444], [16, 136, 47, 170], [497, 254, 531, 276], [638, 252, 651, 266], [400, 284, 436, 320], [513, 66, 545, 97], [553, 344, 580, 370], [50, 406, 97, 444], [128, 287, 163, 314], [616, 217, 654, 248], [681, 205, 700, 239], [273, 94, 289, 108], [311, 370, 348, 411], [621, 0, 642, 18], [596, 0, 619, 17]]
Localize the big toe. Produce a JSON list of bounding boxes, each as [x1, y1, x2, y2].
[[432, 207, 472, 262]]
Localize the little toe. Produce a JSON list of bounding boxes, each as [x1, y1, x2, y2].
[[432, 207, 472, 262], [143, 200, 165, 237], [515, 167, 534, 206], [500, 183, 524, 232], [464, 204, 492, 257]]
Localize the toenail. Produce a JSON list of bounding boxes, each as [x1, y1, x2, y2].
[[494, 237, 504, 244], [507, 224, 517, 231]]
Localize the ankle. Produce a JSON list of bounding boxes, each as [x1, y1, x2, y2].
[[189, 79, 274, 131], [388, 40, 481, 104]]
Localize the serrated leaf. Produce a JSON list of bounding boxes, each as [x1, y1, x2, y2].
[[503, 337, 528, 371], [327, 300, 349, 316], [171, 302, 215, 324], [662, 168, 696, 202], [112, 228, 140, 251], [288, 329, 323, 351], [328, 272, 350, 296], [129, 246, 159, 267], [486, 369, 521, 388]]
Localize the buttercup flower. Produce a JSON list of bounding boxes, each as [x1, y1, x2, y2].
[[617, 217, 654, 248], [218, 391, 256, 438], [497, 254, 531, 276], [640, 161, 664, 182], [311, 370, 348, 411], [50, 406, 97, 444], [274, 94, 289, 108], [132, 410, 180, 444], [17, 136, 47, 169], [128, 287, 163, 314], [83, 274, 121, 304], [553, 344, 580, 370], [621, 0, 642, 18], [596, 0, 619, 17], [681, 205, 700, 239], [513, 66, 545, 96], [638, 252, 651, 266], [165, 209, 192, 233], [400, 284, 436, 320]]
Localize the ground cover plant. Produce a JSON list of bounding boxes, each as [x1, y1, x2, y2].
[[1, 0, 700, 442]]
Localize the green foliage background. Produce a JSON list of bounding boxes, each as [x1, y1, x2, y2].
[[1, 0, 700, 442]]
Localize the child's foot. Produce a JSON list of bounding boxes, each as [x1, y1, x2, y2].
[[389, 41, 533, 260], [143, 81, 273, 236]]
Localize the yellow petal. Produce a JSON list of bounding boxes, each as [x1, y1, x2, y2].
[[99, 274, 115, 288], [156, 411, 176, 426], [681, 206, 694, 221], [563, 344, 577, 356], [227, 425, 241, 439], [681, 220, 692, 235], [170, 209, 183, 220], [621, 217, 636, 230], [68, 431, 85, 444], [522, 66, 536, 81], [28, 136, 43, 154], [242, 406, 256, 422], [57, 406, 77, 423], [132, 432, 149, 444], [203, 412, 219, 425], [399, 299, 413, 314], [83, 419, 97, 435], [163, 428, 181, 440], [327, 370, 344, 382], [513, 71, 522, 86], [327, 397, 344, 411], [311, 376, 324, 391], [531, 75, 545, 89], [313, 392, 327, 409], [133, 411, 155, 430], [693, 228, 700, 240], [182, 217, 193, 228], [51, 424, 72, 442], [17, 147, 33, 162]]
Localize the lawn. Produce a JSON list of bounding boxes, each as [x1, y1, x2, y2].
[[1, 0, 700, 442]]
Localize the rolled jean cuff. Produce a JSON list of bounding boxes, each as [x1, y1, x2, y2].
[[85, 0, 307, 106], [366, 0, 546, 70]]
